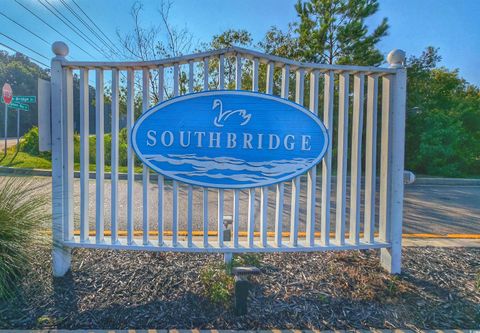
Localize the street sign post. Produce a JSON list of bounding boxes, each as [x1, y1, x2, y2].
[[0, 91, 33, 162], [1, 83, 12, 161]]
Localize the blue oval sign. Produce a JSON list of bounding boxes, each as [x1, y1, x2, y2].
[[132, 90, 328, 189]]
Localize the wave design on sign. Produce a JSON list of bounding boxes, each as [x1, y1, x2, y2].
[[144, 153, 315, 185]]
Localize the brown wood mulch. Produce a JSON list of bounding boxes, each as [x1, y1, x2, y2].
[[0, 247, 478, 330]]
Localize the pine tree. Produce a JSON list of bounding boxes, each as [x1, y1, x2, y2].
[[295, 0, 388, 65]]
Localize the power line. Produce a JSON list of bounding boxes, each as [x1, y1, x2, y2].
[[0, 11, 50, 45], [14, 0, 95, 58], [58, 0, 120, 58], [0, 32, 49, 61], [0, 42, 50, 68], [70, 0, 123, 56], [39, 0, 108, 58]]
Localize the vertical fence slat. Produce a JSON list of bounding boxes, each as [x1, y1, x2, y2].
[[172, 63, 180, 246], [172, 180, 178, 246], [290, 68, 304, 246], [257, 61, 275, 248], [142, 68, 150, 245], [289, 177, 300, 246], [203, 57, 209, 90], [187, 61, 195, 247], [236, 54, 242, 89], [187, 185, 193, 247], [203, 58, 209, 247], [248, 189, 255, 247], [217, 56, 224, 248], [266, 62, 274, 94], [158, 65, 165, 246], [349, 74, 365, 245], [79, 69, 89, 243], [203, 189, 209, 247], [379, 75, 392, 245], [111, 69, 120, 244], [188, 60, 194, 92], [260, 187, 268, 247], [218, 55, 225, 89], [274, 183, 284, 247], [281, 64, 290, 99], [364, 75, 378, 244], [306, 70, 319, 247], [248, 57, 259, 247], [275, 64, 289, 248], [252, 58, 259, 91], [95, 69, 104, 243], [218, 189, 224, 247], [233, 189, 240, 247], [335, 72, 349, 245], [321, 71, 334, 246], [63, 68, 74, 242], [126, 69, 135, 245], [232, 55, 242, 248]]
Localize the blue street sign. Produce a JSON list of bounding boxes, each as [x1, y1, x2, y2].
[[132, 90, 329, 188]]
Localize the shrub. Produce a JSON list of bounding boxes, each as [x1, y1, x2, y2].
[[232, 253, 262, 268], [20, 126, 40, 156], [199, 264, 234, 306], [0, 177, 50, 299], [20, 127, 51, 160]]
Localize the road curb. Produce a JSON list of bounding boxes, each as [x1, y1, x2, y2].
[[413, 177, 480, 186], [1, 167, 479, 186]]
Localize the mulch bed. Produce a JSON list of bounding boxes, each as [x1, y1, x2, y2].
[[0, 247, 479, 330]]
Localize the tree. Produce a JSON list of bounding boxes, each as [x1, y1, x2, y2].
[[405, 47, 480, 176], [0, 52, 50, 136], [117, 0, 193, 108], [205, 29, 253, 89], [294, 0, 388, 65]]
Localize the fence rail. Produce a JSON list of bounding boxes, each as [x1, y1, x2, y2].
[[50, 42, 406, 276]]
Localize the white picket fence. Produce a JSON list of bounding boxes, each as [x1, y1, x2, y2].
[[49, 42, 407, 276]]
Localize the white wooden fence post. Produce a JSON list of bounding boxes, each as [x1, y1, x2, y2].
[[51, 41, 71, 277], [380, 49, 407, 274]]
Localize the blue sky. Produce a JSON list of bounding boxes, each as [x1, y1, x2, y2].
[[1, 0, 479, 85]]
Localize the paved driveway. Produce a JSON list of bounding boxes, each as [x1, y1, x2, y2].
[[14, 176, 480, 235], [0, 138, 18, 152]]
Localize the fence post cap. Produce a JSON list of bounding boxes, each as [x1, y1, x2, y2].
[[52, 41, 69, 58], [387, 49, 406, 68]]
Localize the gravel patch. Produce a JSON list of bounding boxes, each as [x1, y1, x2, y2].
[[0, 247, 479, 330]]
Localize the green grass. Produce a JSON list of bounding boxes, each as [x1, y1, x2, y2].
[[0, 177, 50, 299], [0, 151, 52, 169], [0, 147, 142, 173]]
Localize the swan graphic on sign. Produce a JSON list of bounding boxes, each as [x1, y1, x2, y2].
[[132, 90, 329, 189], [212, 99, 251, 127]]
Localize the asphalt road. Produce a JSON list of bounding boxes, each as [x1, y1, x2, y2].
[[18, 176, 480, 235]]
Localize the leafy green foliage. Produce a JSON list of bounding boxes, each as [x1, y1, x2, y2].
[[199, 263, 234, 306], [19, 126, 51, 160], [0, 177, 49, 299], [406, 47, 480, 177], [272, 0, 389, 65], [0, 52, 49, 137], [232, 253, 262, 268]]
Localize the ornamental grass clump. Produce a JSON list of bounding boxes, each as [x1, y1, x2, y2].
[[0, 177, 50, 299]]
